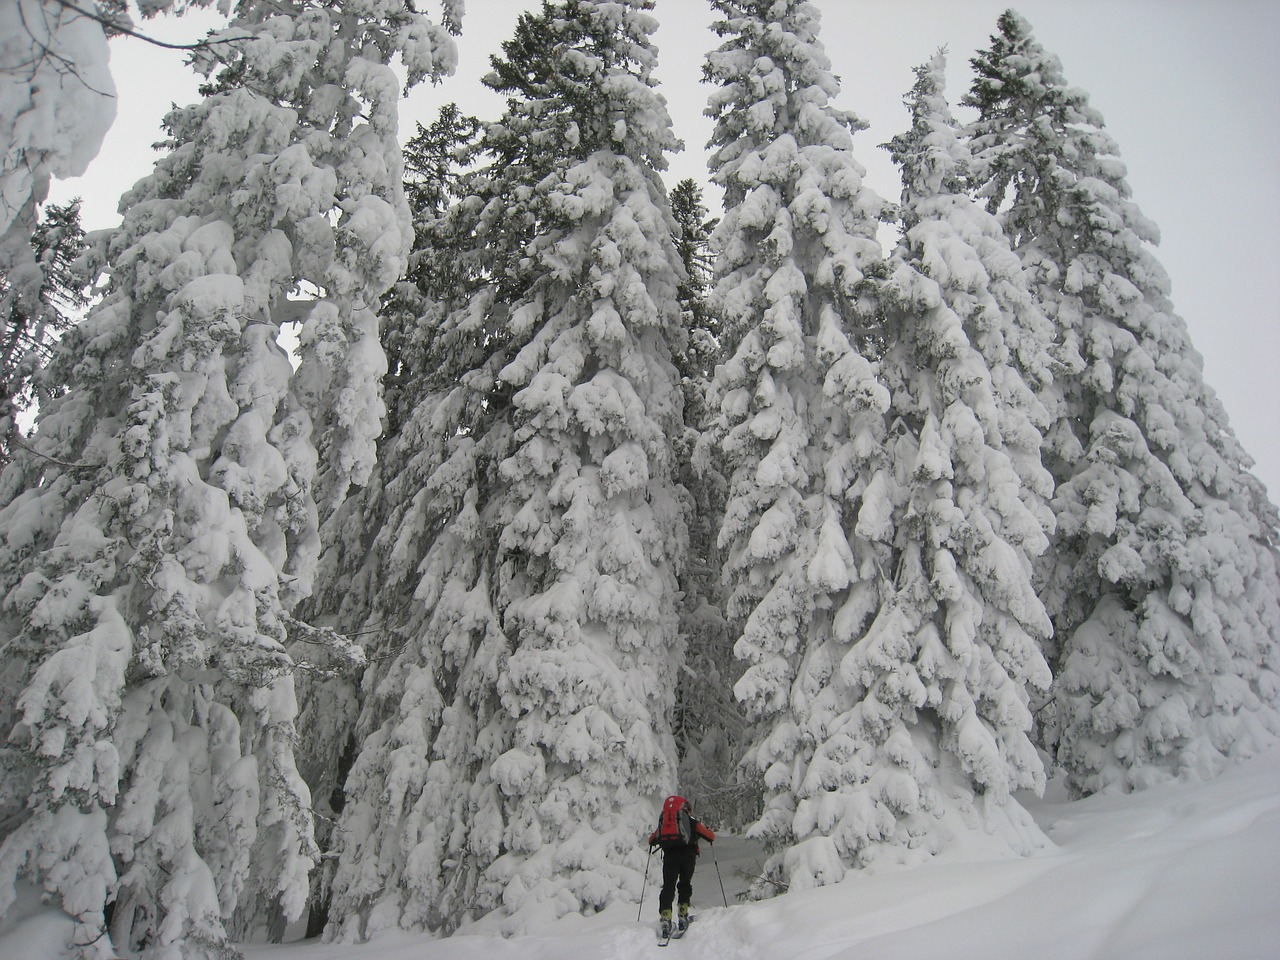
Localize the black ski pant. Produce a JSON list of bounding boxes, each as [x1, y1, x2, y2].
[[658, 844, 697, 914]]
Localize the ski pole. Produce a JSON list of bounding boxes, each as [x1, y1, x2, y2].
[[711, 842, 728, 908], [637, 845, 654, 922]]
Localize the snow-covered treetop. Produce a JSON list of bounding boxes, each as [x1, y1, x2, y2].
[[885, 50, 971, 226], [702, 0, 887, 360], [190, 0, 459, 134], [434, 0, 681, 376], [484, 0, 677, 171], [962, 8, 1160, 262], [705, 0, 866, 198]]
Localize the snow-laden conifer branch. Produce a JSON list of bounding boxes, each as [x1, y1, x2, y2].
[[281, 614, 366, 670]]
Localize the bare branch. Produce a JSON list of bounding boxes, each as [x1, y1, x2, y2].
[[7, 431, 102, 471], [47, 0, 247, 52]]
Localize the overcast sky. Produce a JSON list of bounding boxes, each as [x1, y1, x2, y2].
[[51, 0, 1280, 499]]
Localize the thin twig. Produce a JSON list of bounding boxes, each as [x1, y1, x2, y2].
[[48, 0, 247, 52], [71, 925, 109, 948], [9, 432, 102, 471], [737, 869, 788, 892]]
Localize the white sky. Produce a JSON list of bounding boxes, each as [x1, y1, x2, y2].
[[50, 0, 1280, 499]]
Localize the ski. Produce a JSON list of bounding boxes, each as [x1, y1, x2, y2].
[[672, 914, 694, 939], [657, 920, 672, 947]]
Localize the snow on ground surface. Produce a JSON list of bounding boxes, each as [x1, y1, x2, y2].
[[3, 746, 1278, 959]]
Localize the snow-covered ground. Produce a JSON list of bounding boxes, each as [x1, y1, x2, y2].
[[3, 747, 1277, 959]]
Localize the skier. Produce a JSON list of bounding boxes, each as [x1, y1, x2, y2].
[[648, 795, 716, 938]]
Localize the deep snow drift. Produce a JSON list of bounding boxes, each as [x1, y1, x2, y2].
[[3, 746, 1277, 959]]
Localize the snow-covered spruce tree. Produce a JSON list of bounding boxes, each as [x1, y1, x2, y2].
[[702, 0, 906, 889], [457, 0, 688, 925], [667, 178, 747, 826], [327, 0, 689, 936], [0, 202, 88, 825], [837, 49, 1061, 869], [964, 10, 1280, 794], [291, 103, 482, 941], [0, 2, 460, 956], [316, 102, 502, 940], [670, 178, 721, 388]]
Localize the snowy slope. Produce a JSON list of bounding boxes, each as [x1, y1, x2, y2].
[[3, 746, 1276, 959]]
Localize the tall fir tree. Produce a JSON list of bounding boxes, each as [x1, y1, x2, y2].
[[666, 178, 746, 825], [669, 178, 721, 386], [325, 0, 690, 936], [0, 3, 460, 956], [291, 103, 482, 939], [964, 10, 1280, 795], [319, 100, 504, 940], [469, 0, 690, 920], [850, 49, 1060, 871], [702, 0, 901, 889]]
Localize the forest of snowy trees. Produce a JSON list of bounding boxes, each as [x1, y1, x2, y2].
[[0, 1, 1277, 957]]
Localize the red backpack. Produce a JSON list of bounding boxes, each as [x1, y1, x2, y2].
[[654, 795, 693, 847]]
